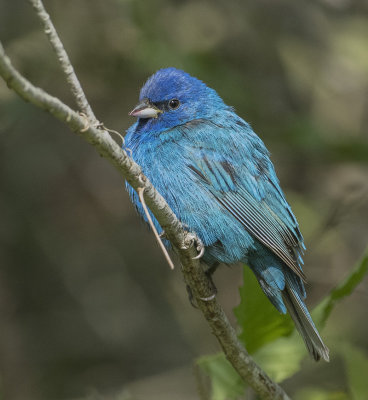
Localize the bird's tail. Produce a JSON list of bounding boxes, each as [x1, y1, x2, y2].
[[282, 280, 329, 362]]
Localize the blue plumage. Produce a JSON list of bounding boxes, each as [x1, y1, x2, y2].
[[125, 68, 329, 361]]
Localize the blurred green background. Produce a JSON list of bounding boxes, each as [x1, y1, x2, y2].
[[0, 0, 367, 399]]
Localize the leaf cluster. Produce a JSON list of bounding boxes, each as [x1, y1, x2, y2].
[[198, 248, 368, 400]]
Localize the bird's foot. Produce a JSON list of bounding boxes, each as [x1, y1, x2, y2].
[[181, 232, 205, 259], [191, 235, 205, 260]]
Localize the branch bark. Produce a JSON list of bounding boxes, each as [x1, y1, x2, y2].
[[0, 6, 290, 399], [27, 0, 96, 121]]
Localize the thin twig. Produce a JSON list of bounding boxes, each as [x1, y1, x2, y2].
[[0, 39, 290, 400], [97, 123, 126, 147], [28, 0, 96, 122], [138, 187, 175, 270]]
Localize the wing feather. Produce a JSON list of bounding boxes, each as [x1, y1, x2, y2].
[[189, 154, 306, 281]]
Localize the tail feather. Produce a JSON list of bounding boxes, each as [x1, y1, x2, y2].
[[282, 285, 329, 362], [248, 250, 329, 361]]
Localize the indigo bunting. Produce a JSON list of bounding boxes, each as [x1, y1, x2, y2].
[[125, 68, 329, 361]]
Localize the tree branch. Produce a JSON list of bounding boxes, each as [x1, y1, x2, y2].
[[27, 0, 96, 121], [0, 30, 290, 400]]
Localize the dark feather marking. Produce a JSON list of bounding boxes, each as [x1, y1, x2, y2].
[[184, 119, 207, 128], [266, 176, 303, 242], [152, 100, 170, 112], [216, 167, 233, 191], [236, 120, 247, 128], [255, 157, 268, 176], [207, 120, 227, 129], [220, 161, 237, 185], [136, 118, 149, 132], [203, 157, 215, 176], [216, 195, 307, 281], [188, 164, 209, 183]]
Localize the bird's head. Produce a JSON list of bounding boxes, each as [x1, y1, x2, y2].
[[129, 68, 227, 134]]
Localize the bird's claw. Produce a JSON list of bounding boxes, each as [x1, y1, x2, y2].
[[192, 236, 205, 260], [199, 293, 216, 302], [186, 284, 217, 308]]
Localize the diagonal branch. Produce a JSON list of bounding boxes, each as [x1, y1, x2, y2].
[[27, 0, 96, 122], [0, 38, 290, 400]]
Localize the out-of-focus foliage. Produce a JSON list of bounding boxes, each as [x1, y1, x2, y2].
[[197, 354, 245, 400], [340, 343, 368, 400], [199, 247, 368, 399], [0, 0, 367, 399], [295, 388, 349, 400], [234, 265, 293, 354], [313, 247, 368, 327]]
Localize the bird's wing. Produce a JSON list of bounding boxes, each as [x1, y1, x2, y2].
[[187, 138, 306, 281]]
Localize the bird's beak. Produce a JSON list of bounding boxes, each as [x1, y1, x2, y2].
[[129, 98, 162, 119]]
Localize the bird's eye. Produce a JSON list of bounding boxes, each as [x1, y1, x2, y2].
[[168, 99, 180, 110]]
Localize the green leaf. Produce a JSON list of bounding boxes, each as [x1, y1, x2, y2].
[[234, 265, 294, 353], [339, 343, 368, 400], [197, 353, 245, 400], [312, 247, 368, 328], [294, 387, 349, 400], [207, 249, 368, 400], [253, 330, 306, 382], [234, 247, 368, 355]]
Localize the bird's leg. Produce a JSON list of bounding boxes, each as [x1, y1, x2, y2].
[[205, 262, 220, 278]]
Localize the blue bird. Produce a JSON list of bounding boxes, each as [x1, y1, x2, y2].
[[125, 67, 329, 362]]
